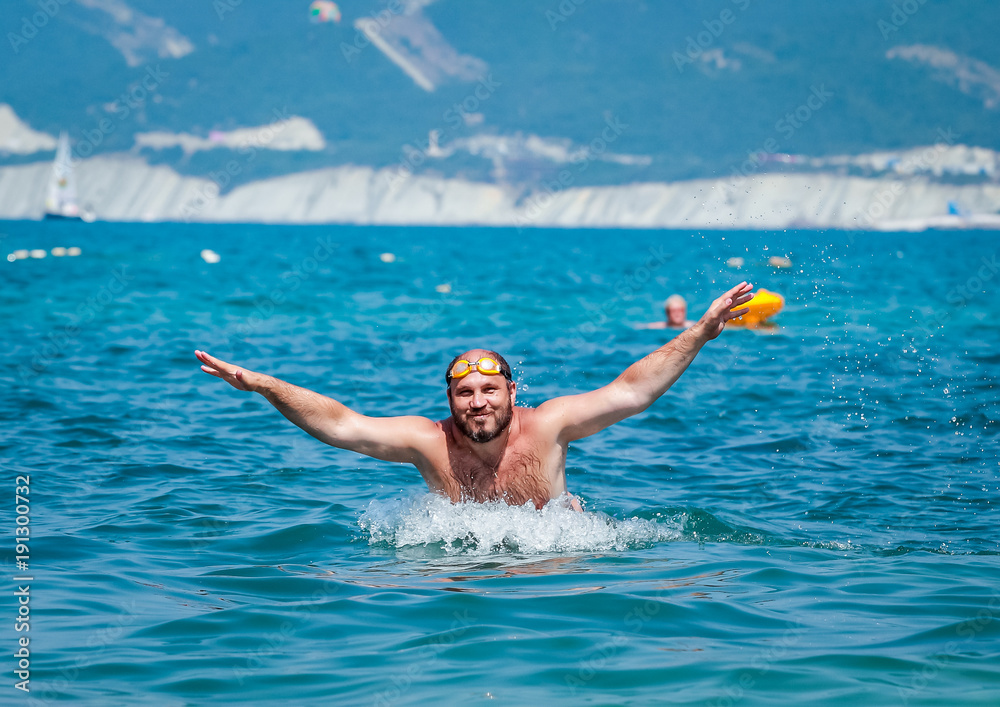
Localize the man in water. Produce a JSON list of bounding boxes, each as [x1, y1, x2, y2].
[[641, 294, 693, 329], [196, 282, 753, 510]]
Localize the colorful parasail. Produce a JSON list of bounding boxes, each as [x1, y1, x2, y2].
[[309, 1, 341, 23]]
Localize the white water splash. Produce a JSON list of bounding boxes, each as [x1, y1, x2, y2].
[[359, 494, 682, 555]]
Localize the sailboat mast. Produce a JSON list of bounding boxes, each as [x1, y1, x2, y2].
[[45, 131, 79, 217]]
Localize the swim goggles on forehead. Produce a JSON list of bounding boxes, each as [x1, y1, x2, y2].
[[447, 357, 511, 382]]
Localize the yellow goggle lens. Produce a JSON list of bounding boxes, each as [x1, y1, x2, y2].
[[450, 357, 502, 380]]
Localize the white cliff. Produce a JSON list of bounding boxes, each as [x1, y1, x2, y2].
[[1, 153, 998, 230]]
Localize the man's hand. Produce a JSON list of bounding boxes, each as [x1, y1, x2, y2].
[[196, 350, 268, 393], [695, 281, 754, 341], [538, 282, 756, 443]]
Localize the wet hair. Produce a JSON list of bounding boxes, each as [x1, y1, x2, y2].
[[445, 350, 513, 385], [664, 294, 686, 310]]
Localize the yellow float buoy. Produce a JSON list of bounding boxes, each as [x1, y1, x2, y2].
[[729, 288, 784, 327]]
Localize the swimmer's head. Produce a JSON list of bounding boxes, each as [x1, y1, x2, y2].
[[664, 294, 687, 326], [445, 349, 512, 385], [445, 349, 515, 444]]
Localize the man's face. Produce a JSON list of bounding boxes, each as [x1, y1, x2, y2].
[[666, 303, 687, 325], [448, 371, 515, 443]]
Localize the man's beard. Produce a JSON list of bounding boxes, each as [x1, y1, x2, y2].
[[450, 399, 513, 443]]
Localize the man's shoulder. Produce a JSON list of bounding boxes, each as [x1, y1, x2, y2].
[[420, 416, 449, 435], [384, 415, 446, 449], [512, 405, 538, 423], [403, 417, 449, 462], [515, 402, 565, 440]]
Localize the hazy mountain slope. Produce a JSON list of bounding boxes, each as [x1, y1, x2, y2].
[[2, 0, 999, 188]]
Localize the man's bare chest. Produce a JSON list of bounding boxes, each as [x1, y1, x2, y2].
[[444, 440, 552, 507]]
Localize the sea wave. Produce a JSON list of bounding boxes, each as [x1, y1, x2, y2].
[[359, 494, 683, 555]]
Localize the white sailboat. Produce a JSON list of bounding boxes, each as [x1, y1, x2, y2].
[[44, 131, 91, 221]]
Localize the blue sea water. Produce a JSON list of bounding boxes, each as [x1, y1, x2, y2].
[[2, 221, 999, 705]]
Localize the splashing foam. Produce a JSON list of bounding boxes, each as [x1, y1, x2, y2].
[[359, 494, 682, 555]]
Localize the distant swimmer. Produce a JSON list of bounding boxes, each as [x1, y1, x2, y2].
[[640, 294, 694, 330], [196, 282, 754, 511]]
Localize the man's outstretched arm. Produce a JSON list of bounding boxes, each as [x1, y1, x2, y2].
[[195, 350, 438, 465], [538, 282, 754, 443]]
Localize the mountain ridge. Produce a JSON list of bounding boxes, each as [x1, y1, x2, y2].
[[2, 0, 998, 226]]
